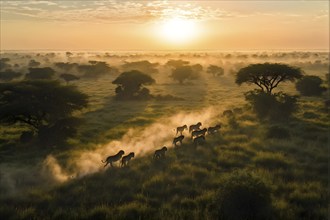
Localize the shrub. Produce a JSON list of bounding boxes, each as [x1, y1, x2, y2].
[[210, 171, 273, 220], [245, 91, 276, 119], [270, 93, 297, 120], [245, 91, 297, 121], [295, 75, 326, 96]]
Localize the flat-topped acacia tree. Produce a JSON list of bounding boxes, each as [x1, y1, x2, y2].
[[236, 63, 303, 94]]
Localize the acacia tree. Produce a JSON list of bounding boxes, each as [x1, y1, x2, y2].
[[236, 63, 302, 94], [0, 80, 88, 145], [236, 63, 302, 121], [207, 65, 224, 77], [112, 70, 155, 100]]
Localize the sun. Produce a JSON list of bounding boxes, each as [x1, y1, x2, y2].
[[161, 17, 197, 43]]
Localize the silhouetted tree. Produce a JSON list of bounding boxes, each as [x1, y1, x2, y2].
[[295, 75, 326, 96], [112, 70, 155, 100], [207, 65, 224, 76], [28, 59, 41, 67], [0, 70, 22, 82], [236, 63, 303, 94], [60, 73, 80, 84], [0, 58, 11, 71], [245, 90, 297, 121], [78, 61, 117, 79], [165, 59, 190, 69], [54, 62, 79, 71], [122, 60, 159, 74], [191, 64, 203, 73], [325, 73, 329, 84], [25, 67, 55, 80], [66, 51, 73, 58], [170, 65, 199, 84], [0, 80, 88, 146]]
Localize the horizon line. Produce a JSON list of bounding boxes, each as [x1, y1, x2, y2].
[[1, 48, 329, 53]]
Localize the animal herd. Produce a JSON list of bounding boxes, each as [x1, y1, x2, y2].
[[101, 121, 221, 168]]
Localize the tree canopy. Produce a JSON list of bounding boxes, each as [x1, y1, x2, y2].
[[170, 65, 199, 84], [295, 75, 326, 96], [25, 67, 55, 80], [236, 63, 302, 94], [165, 59, 190, 69], [77, 61, 117, 79], [112, 70, 155, 100], [207, 65, 224, 76], [28, 59, 41, 67], [54, 62, 79, 71], [0, 80, 88, 145], [0, 70, 22, 82], [122, 60, 159, 75], [0, 58, 11, 71]]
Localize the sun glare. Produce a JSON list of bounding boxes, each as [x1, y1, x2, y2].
[[161, 17, 197, 44]]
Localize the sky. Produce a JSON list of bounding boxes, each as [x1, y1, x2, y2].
[[0, 0, 329, 51]]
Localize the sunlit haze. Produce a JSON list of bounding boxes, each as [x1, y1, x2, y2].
[[160, 17, 197, 44], [0, 0, 329, 51]]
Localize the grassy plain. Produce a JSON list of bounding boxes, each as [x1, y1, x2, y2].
[[0, 51, 328, 219]]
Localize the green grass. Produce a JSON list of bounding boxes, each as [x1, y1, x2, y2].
[[0, 55, 329, 220]]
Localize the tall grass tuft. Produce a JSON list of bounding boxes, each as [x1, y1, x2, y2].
[[253, 152, 290, 170]]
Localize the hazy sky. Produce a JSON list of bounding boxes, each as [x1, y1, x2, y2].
[[0, 0, 328, 51]]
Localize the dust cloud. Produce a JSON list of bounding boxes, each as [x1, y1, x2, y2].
[[44, 107, 221, 180], [43, 155, 70, 183]]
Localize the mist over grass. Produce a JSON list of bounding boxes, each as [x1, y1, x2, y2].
[[0, 51, 328, 219]]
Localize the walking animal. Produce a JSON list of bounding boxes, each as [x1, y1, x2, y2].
[[154, 146, 167, 159], [207, 124, 221, 135], [121, 152, 135, 167], [191, 128, 207, 139], [193, 135, 205, 147], [102, 150, 125, 167], [189, 122, 202, 133], [174, 125, 187, 136], [173, 135, 184, 146]]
